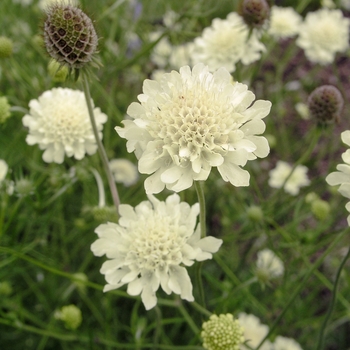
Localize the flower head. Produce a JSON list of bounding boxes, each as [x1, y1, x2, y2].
[[273, 336, 303, 350], [308, 85, 343, 125], [268, 6, 302, 40], [43, 3, 98, 70], [109, 158, 139, 187], [22, 88, 107, 164], [116, 64, 271, 194], [191, 13, 265, 72], [91, 193, 223, 310], [54, 304, 82, 330], [268, 161, 310, 195], [201, 314, 245, 350], [238, 313, 272, 350], [296, 8, 349, 65], [255, 248, 284, 283], [326, 130, 350, 225]]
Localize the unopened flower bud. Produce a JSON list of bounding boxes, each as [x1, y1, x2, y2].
[[247, 205, 264, 222], [0, 96, 11, 124], [55, 304, 82, 330], [239, 0, 270, 29], [0, 36, 14, 58], [308, 85, 343, 124], [311, 199, 330, 220], [201, 314, 245, 350], [91, 206, 119, 223], [44, 4, 98, 69], [48, 59, 69, 82]]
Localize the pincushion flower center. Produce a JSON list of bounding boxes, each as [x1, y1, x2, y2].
[[127, 214, 185, 270], [148, 84, 237, 161], [314, 21, 338, 44]]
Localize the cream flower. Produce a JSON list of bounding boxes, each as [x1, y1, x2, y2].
[[256, 248, 284, 282], [149, 31, 173, 68], [191, 12, 265, 72], [91, 193, 222, 310], [268, 161, 310, 195], [22, 88, 107, 164], [116, 64, 271, 194], [238, 313, 272, 350], [268, 6, 302, 40], [273, 336, 303, 350], [109, 158, 139, 187], [0, 159, 8, 183], [296, 8, 350, 65], [326, 130, 350, 225], [38, 0, 79, 11]]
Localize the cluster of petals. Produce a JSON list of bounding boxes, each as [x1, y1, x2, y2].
[[296, 8, 349, 65], [191, 12, 265, 73], [22, 88, 107, 164], [326, 130, 350, 225], [91, 193, 222, 310], [116, 63, 271, 194]]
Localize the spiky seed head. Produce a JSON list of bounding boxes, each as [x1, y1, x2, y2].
[[308, 85, 343, 124], [44, 4, 98, 69], [240, 0, 270, 29], [0, 36, 14, 59]]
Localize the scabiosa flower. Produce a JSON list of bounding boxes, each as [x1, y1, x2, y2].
[[273, 336, 303, 350], [296, 9, 350, 65], [0, 159, 8, 183], [191, 13, 265, 72], [308, 85, 343, 125], [255, 248, 284, 284], [43, 2, 98, 70], [109, 158, 139, 187], [22, 88, 107, 164], [326, 130, 350, 225], [201, 314, 245, 350], [91, 193, 223, 310], [116, 64, 271, 194], [238, 313, 272, 350], [267, 6, 302, 40], [268, 161, 310, 196]]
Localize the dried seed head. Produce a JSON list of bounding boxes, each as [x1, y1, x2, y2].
[[44, 4, 98, 69], [240, 0, 270, 29], [308, 85, 343, 124]]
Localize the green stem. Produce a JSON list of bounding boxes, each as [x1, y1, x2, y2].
[[255, 227, 349, 350], [315, 246, 350, 350], [81, 74, 120, 212], [194, 181, 206, 238]]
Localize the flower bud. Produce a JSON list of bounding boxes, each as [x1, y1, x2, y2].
[[247, 205, 264, 222], [48, 59, 69, 82], [0, 96, 11, 124], [239, 0, 270, 29], [55, 304, 82, 330], [311, 199, 330, 221], [91, 206, 119, 223], [0, 36, 14, 58], [201, 314, 244, 350], [44, 4, 98, 69], [308, 85, 343, 124]]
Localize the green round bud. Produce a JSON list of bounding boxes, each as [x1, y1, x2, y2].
[[0, 281, 12, 296], [55, 304, 82, 330], [44, 4, 98, 69], [311, 199, 330, 221], [91, 206, 119, 223], [0, 36, 14, 58], [308, 85, 343, 124], [240, 0, 270, 29], [202, 314, 244, 350], [305, 192, 319, 204], [0, 96, 11, 124], [247, 205, 264, 222], [48, 59, 69, 82]]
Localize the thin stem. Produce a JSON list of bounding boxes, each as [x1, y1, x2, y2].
[[81, 74, 120, 211], [194, 181, 206, 238], [315, 246, 350, 350]]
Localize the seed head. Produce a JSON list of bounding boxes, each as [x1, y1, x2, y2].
[[44, 4, 98, 70], [239, 0, 270, 29], [308, 85, 343, 124]]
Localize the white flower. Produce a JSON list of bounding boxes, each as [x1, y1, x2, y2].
[[341, 0, 350, 10], [273, 336, 303, 350], [326, 130, 350, 225], [296, 9, 350, 65], [116, 63, 271, 194], [191, 12, 265, 72], [169, 43, 193, 70], [268, 161, 310, 195], [268, 7, 302, 40], [149, 31, 173, 68], [0, 159, 8, 183], [91, 193, 223, 310], [256, 248, 284, 281], [38, 0, 79, 11], [22, 88, 107, 164], [109, 158, 139, 187], [295, 102, 310, 120], [238, 313, 272, 350]]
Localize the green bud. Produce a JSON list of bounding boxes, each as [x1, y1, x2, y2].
[[247, 205, 264, 222], [0, 36, 14, 58], [311, 199, 330, 221], [0, 281, 12, 296], [48, 59, 69, 82], [0, 96, 11, 124], [91, 206, 119, 223], [55, 304, 82, 330]]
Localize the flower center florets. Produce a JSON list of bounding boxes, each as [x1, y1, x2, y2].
[[127, 214, 186, 270]]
